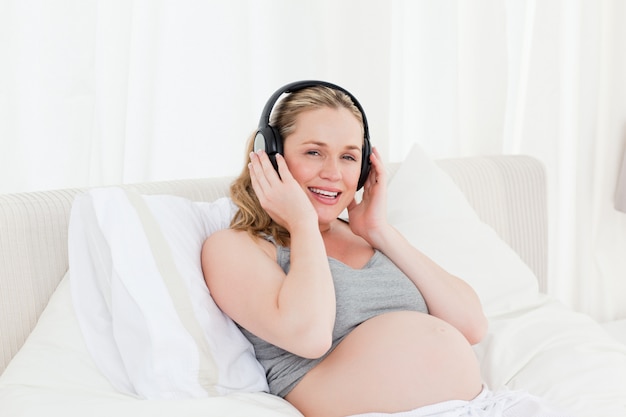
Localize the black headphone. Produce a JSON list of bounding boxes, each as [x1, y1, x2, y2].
[[254, 80, 372, 190]]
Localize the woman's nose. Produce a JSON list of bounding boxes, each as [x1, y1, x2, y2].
[[320, 159, 341, 181]]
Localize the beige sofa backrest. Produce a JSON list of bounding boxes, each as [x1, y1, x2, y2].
[[0, 155, 547, 375]]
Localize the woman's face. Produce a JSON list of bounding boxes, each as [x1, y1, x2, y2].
[[282, 106, 363, 227]]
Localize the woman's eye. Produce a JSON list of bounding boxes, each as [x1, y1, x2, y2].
[[307, 150, 320, 156], [343, 154, 357, 162]]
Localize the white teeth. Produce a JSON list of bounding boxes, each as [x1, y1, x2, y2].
[[310, 187, 339, 198]]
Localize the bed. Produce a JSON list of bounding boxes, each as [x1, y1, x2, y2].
[[1, 143, 625, 416]]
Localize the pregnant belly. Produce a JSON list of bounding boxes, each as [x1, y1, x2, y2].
[[285, 311, 483, 417]]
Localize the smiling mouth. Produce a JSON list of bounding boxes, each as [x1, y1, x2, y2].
[[309, 187, 340, 199]]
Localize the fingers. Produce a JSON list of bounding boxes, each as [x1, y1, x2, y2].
[[370, 147, 385, 181], [363, 147, 385, 191], [249, 150, 278, 191], [274, 152, 293, 181]]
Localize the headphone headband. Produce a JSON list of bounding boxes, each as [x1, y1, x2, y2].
[[258, 80, 370, 142]]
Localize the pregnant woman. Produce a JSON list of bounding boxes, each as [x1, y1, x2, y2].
[[201, 81, 568, 417]]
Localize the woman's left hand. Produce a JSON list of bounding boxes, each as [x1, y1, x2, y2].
[[347, 147, 389, 246]]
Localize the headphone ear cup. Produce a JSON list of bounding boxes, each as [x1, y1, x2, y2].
[[357, 138, 372, 190], [254, 125, 283, 173]]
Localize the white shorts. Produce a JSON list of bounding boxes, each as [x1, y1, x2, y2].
[[348, 386, 572, 417]]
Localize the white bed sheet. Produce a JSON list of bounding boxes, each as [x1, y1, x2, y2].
[[602, 319, 626, 346], [2, 276, 625, 417], [475, 295, 626, 416]]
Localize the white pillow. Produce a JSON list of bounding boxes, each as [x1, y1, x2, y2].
[[386, 143, 539, 317], [68, 188, 269, 399]]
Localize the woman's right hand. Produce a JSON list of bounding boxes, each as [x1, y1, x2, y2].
[[204, 150, 336, 359], [249, 150, 318, 231]]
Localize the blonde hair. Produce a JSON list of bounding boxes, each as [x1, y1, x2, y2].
[[229, 85, 364, 246]]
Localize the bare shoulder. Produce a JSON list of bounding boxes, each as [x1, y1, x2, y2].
[[202, 229, 268, 277], [202, 228, 249, 253], [201, 228, 283, 324], [202, 228, 274, 263]]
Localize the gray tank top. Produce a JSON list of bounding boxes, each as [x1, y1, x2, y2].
[[237, 241, 428, 398]]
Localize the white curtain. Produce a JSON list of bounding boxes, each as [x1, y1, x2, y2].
[[1, 0, 625, 321], [390, 0, 626, 322]]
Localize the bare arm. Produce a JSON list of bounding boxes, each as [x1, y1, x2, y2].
[[367, 226, 487, 344], [202, 151, 336, 358], [348, 149, 487, 344]]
